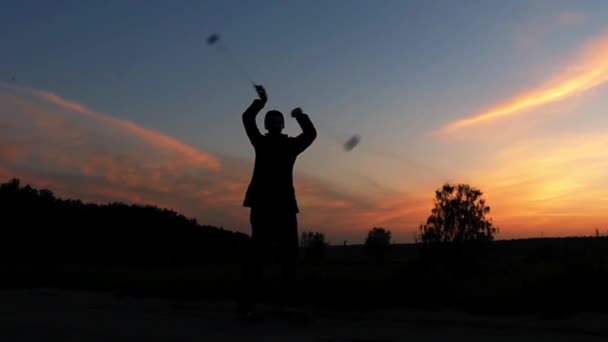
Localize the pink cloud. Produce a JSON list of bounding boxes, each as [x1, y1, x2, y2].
[[1, 82, 220, 170], [558, 11, 586, 26]]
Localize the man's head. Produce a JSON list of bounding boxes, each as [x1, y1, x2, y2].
[[264, 110, 284, 135]]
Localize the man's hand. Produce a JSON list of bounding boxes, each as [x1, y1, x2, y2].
[[291, 107, 304, 118], [254, 85, 268, 104]]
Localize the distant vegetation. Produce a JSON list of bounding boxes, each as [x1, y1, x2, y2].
[[0, 178, 248, 265], [419, 183, 497, 244], [300, 231, 327, 263], [364, 227, 392, 263]]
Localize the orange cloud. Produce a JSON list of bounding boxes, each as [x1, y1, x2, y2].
[[443, 33, 608, 132], [0, 144, 25, 162], [0, 166, 11, 180], [356, 193, 430, 226], [296, 182, 432, 243], [465, 133, 608, 237]]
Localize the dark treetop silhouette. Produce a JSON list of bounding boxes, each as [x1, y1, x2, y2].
[[0, 178, 248, 265], [238, 85, 317, 315]]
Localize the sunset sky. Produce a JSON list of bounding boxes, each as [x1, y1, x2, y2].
[[3, 1, 608, 243]]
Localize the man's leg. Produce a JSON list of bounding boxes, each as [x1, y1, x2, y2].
[[278, 212, 299, 308], [238, 209, 268, 315]]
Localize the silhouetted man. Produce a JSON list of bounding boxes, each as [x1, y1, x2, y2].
[[238, 85, 317, 316]]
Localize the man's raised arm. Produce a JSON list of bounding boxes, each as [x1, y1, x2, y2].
[[242, 85, 268, 147], [291, 107, 317, 154]]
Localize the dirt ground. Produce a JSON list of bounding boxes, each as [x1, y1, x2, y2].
[[1, 289, 607, 342]]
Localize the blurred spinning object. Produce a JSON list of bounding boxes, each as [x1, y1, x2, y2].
[[344, 134, 361, 152]]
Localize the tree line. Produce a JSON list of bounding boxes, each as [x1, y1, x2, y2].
[[0, 178, 248, 265], [1, 178, 498, 265], [303, 183, 498, 262]]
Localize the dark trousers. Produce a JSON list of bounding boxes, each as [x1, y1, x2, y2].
[[238, 208, 298, 313]]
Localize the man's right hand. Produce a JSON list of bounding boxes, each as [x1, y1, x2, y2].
[[254, 85, 268, 104], [291, 107, 303, 118]]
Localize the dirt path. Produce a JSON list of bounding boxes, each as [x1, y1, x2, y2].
[[1, 289, 607, 341]]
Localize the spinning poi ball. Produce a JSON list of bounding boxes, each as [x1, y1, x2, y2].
[[206, 33, 220, 45], [205, 32, 257, 87], [344, 134, 361, 152]]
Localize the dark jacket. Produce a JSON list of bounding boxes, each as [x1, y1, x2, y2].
[[242, 99, 317, 213]]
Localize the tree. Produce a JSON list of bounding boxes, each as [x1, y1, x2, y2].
[[300, 231, 327, 263], [419, 183, 497, 244], [0, 178, 249, 265], [364, 227, 391, 263]]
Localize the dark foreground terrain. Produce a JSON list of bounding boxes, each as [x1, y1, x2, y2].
[[4, 180, 608, 340], [2, 288, 608, 341]]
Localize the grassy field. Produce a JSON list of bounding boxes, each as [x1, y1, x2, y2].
[[3, 237, 608, 315]]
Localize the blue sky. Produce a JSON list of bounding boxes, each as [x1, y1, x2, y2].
[[3, 1, 608, 242]]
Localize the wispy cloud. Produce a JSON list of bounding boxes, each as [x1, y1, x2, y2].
[[443, 32, 608, 133], [1, 82, 221, 170]]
